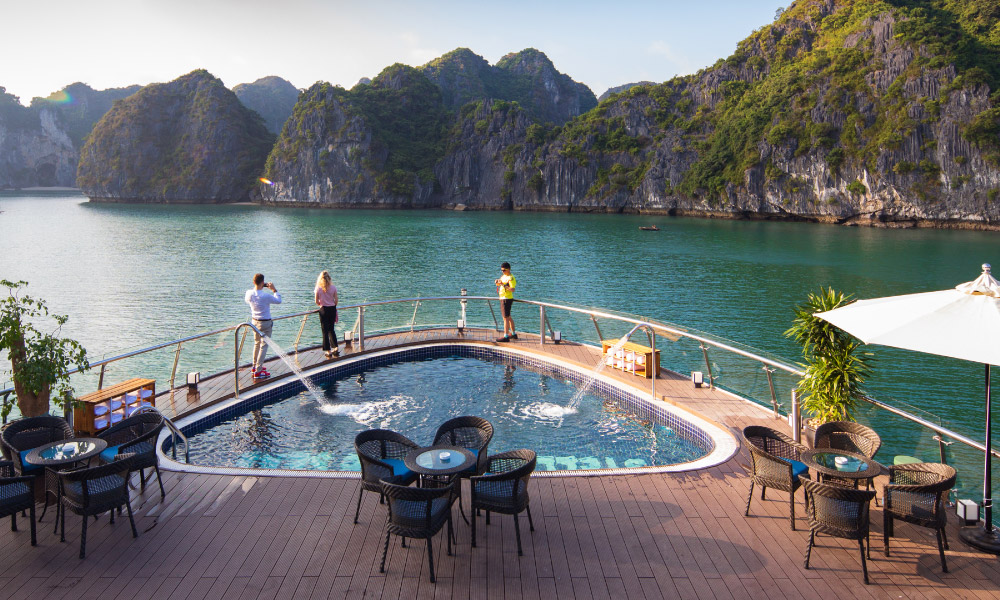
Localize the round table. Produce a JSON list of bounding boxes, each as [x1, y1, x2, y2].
[[24, 438, 107, 534], [24, 438, 107, 468], [404, 445, 476, 477], [800, 449, 882, 481]]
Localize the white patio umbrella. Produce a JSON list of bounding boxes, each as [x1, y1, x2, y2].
[[815, 263, 1000, 554]]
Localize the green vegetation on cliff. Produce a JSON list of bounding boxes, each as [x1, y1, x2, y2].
[[232, 76, 300, 135], [31, 82, 141, 148]]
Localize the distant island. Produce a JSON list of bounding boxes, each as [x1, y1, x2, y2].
[[5, 0, 1000, 228]]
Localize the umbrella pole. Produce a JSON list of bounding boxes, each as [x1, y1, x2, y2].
[[960, 363, 1000, 553]]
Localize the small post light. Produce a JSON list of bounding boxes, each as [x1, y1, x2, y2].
[[957, 499, 979, 525], [187, 372, 200, 390], [457, 318, 465, 333], [553, 330, 562, 344], [692, 371, 704, 388]]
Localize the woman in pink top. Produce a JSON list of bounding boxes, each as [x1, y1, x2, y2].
[[314, 270, 339, 358]]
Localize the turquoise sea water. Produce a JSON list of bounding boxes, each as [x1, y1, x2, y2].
[[1, 191, 998, 511]]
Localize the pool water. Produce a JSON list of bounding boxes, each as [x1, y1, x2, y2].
[[185, 354, 709, 472]]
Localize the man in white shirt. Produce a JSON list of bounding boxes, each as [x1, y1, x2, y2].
[[245, 273, 282, 378]]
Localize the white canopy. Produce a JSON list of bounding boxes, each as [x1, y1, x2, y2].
[[815, 265, 1000, 366]]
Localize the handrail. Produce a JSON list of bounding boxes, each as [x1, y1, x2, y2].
[[2, 296, 997, 465], [133, 405, 189, 463]]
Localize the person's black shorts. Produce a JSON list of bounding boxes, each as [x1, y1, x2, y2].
[[501, 298, 513, 317]]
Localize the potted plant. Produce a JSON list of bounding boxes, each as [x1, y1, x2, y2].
[[785, 287, 873, 443], [0, 280, 89, 420]]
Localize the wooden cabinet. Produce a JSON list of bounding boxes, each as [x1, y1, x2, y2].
[[601, 339, 661, 379], [74, 378, 155, 435]]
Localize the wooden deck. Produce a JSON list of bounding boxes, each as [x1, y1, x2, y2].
[[3, 328, 999, 599]]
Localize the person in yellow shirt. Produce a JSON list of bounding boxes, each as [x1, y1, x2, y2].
[[495, 262, 518, 342]]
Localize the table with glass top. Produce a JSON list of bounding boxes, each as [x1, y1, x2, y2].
[[799, 449, 882, 481], [404, 445, 476, 478], [25, 438, 107, 531]]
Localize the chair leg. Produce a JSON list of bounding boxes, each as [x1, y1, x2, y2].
[[789, 491, 796, 531], [761, 484, 766, 500], [60, 501, 66, 542], [859, 539, 870, 584], [883, 514, 891, 556], [380, 531, 390, 573], [471, 504, 477, 547], [514, 512, 523, 556], [125, 499, 138, 538], [155, 465, 166, 499], [9, 512, 15, 532], [447, 515, 453, 556], [941, 525, 949, 550], [140, 468, 147, 491], [745, 481, 754, 516], [804, 531, 814, 569], [28, 502, 36, 546], [526, 505, 535, 532], [354, 487, 364, 524], [426, 538, 436, 584], [936, 528, 948, 573], [80, 515, 88, 559], [486, 510, 490, 525]]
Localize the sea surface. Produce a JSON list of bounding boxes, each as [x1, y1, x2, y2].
[[1, 191, 998, 510]]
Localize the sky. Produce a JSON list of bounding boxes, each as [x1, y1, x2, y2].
[[2, 0, 785, 104]]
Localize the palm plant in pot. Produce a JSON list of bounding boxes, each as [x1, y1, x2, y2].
[[785, 288, 873, 443], [1, 280, 89, 421]]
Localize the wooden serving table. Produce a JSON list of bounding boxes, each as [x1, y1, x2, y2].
[[601, 338, 661, 379], [73, 378, 155, 435]]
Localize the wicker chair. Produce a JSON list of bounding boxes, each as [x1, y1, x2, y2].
[[354, 429, 419, 524], [379, 478, 456, 583], [433, 416, 494, 477], [883, 462, 957, 572], [58, 456, 138, 559], [0, 459, 36, 546], [814, 421, 882, 487], [97, 411, 167, 499], [802, 478, 877, 584], [1, 415, 75, 520], [743, 425, 811, 530], [470, 449, 536, 556]]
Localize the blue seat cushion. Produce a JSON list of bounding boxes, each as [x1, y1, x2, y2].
[[18, 450, 40, 473], [99, 445, 122, 463], [382, 459, 417, 484], [788, 459, 809, 479]]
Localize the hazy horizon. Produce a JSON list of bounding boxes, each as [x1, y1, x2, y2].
[[4, 0, 783, 105]]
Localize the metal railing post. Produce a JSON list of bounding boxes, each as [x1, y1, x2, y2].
[[540, 305, 546, 345], [358, 306, 365, 351], [763, 365, 780, 419], [460, 289, 468, 329], [650, 327, 657, 400], [294, 315, 308, 353], [487, 300, 499, 331], [791, 390, 801, 443], [234, 326, 242, 399], [98, 364, 106, 390], [169, 343, 183, 391], [700, 343, 714, 389], [933, 435, 953, 465], [591, 315, 604, 342], [410, 300, 421, 332]]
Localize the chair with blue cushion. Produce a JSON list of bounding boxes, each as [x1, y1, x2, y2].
[[0, 459, 36, 546], [743, 425, 811, 530], [470, 449, 536, 556], [58, 455, 138, 559], [96, 411, 166, 499], [354, 429, 419, 524], [379, 477, 457, 583], [1, 415, 75, 520], [432, 416, 494, 477]]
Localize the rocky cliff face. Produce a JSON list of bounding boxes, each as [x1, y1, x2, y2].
[[598, 82, 656, 102], [0, 87, 77, 188], [78, 69, 274, 203], [232, 76, 300, 135], [32, 82, 141, 149]]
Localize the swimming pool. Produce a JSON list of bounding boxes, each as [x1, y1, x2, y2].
[[172, 345, 735, 475]]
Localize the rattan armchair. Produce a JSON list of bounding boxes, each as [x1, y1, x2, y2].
[[814, 421, 882, 488], [802, 478, 877, 584], [379, 478, 457, 583], [0, 460, 36, 546], [470, 449, 536, 556], [743, 425, 811, 530], [97, 411, 167, 499], [354, 429, 419, 524], [59, 456, 138, 559], [433, 416, 494, 477], [883, 462, 956, 572], [1, 415, 75, 520]]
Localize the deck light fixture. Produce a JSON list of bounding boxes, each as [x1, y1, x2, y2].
[[958, 499, 980, 525], [457, 318, 465, 333], [692, 371, 704, 388], [187, 372, 200, 390], [553, 330, 561, 344]]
